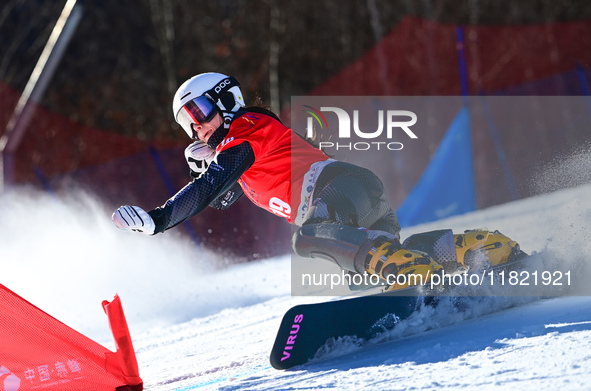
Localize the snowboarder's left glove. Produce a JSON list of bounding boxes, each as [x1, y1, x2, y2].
[[185, 140, 216, 178], [112, 205, 155, 235]]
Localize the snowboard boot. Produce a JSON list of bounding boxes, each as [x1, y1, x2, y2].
[[454, 229, 526, 271], [364, 238, 443, 291]]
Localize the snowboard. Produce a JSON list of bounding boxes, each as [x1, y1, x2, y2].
[[270, 289, 428, 369], [270, 250, 535, 370]]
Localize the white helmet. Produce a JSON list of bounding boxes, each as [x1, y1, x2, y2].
[[172, 72, 245, 139]]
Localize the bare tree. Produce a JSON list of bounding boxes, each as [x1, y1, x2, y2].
[[149, 0, 177, 97]]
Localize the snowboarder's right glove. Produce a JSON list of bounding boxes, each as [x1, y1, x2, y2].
[[185, 140, 216, 178], [112, 205, 155, 235]]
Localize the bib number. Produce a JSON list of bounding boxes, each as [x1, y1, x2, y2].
[[269, 197, 291, 218]]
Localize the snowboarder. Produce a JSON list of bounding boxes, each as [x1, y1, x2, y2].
[[112, 73, 519, 291]]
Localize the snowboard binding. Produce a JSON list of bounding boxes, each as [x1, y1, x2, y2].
[[293, 224, 528, 293], [454, 229, 527, 270], [364, 238, 443, 291]]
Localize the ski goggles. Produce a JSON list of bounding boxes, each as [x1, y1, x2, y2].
[[176, 95, 218, 139]]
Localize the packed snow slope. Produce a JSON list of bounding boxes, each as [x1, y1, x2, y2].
[[2, 177, 591, 389]]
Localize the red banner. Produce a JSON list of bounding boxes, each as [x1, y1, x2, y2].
[[0, 285, 142, 391]]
